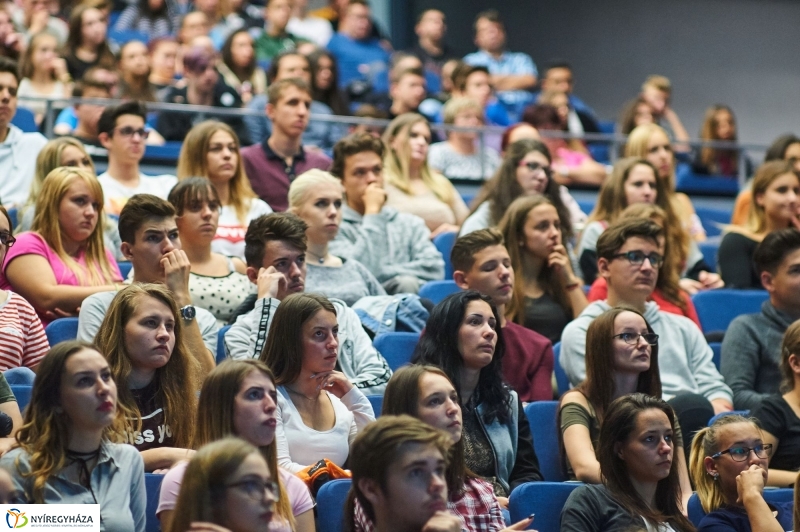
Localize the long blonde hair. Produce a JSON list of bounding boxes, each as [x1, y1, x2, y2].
[[15, 341, 126, 503], [177, 120, 257, 226], [29, 137, 96, 206], [194, 360, 294, 529], [689, 415, 760, 513], [94, 283, 198, 449], [625, 124, 676, 191], [382, 113, 455, 204], [31, 167, 118, 286]]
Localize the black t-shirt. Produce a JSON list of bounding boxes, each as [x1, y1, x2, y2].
[[718, 231, 761, 289], [562, 484, 651, 532], [127, 378, 175, 452], [523, 293, 572, 345], [751, 394, 800, 475]]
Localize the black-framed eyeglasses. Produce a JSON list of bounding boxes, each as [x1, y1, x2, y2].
[[519, 161, 552, 178], [113, 126, 149, 140], [612, 332, 659, 345], [711, 444, 772, 462], [226, 478, 280, 502], [0, 231, 15, 247], [610, 250, 664, 268]]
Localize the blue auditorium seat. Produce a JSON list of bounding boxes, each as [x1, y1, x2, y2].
[[216, 325, 231, 364], [687, 488, 791, 527], [418, 280, 459, 304], [675, 163, 739, 196], [694, 207, 731, 238], [366, 394, 382, 417], [709, 342, 721, 370], [144, 473, 164, 532], [316, 479, 351, 532], [45, 317, 79, 346], [372, 332, 419, 371], [10, 385, 31, 411], [707, 410, 749, 426], [698, 240, 719, 272], [118, 261, 133, 280], [509, 481, 582, 532], [524, 401, 565, 481], [552, 342, 571, 395], [692, 289, 768, 334], [432, 231, 458, 279], [108, 29, 149, 45], [11, 107, 37, 133]]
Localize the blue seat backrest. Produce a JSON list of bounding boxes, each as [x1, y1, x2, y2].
[[508, 481, 582, 531], [11, 107, 37, 133], [118, 261, 133, 280], [698, 241, 719, 272], [432, 231, 458, 280], [552, 342, 571, 395], [6, 207, 16, 229], [45, 317, 80, 346], [372, 332, 419, 371], [709, 342, 721, 370], [524, 401, 565, 482], [708, 409, 749, 426], [316, 479, 352, 532], [217, 325, 231, 364], [10, 385, 31, 411], [145, 473, 164, 532], [691, 289, 768, 334], [694, 207, 731, 238], [418, 280, 460, 305], [687, 489, 792, 527], [366, 394, 382, 417]]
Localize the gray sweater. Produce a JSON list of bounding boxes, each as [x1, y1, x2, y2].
[[330, 204, 445, 285], [721, 300, 796, 410], [305, 258, 386, 306], [560, 300, 732, 403]]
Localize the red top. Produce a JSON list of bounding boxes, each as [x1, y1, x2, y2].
[[587, 277, 701, 329], [501, 321, 554, 402]]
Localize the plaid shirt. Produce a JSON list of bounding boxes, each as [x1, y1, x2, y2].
[[353, 477, 506, 532]]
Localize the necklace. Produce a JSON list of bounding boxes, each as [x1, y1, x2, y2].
[[306, 250, 328, 264], [285, 385, 319, 402]]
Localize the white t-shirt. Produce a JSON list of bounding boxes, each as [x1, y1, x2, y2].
[[213, 199, 273, 259], [97, 171, 177, 216]]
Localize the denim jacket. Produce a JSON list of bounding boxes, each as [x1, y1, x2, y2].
[[353, 294, 429, 336]]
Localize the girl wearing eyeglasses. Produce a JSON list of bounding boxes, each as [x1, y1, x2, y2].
[[157, 360, 315, 532], [749, 320, 800, 488], [557, 307, 692, 503], [689, 415, 790, 531], [169, 437, 278, 532], [460, 138, 585, 238], [561, 394, 695, 532], [497, 194, 588, 344]]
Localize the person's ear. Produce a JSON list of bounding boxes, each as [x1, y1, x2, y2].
[[265, 102, 275, 120], [597, 257, 611, 280], [453, 270, 469, 290], [358, 478, 382, 507], [704, 456, 719, 480], [614, 442, 624, 460], [120, 241, 133, 261], [246, 266, 259, 284], [788, 353, 800, 375], [760, 270, 774, 292], [98, 132, 111, 150]]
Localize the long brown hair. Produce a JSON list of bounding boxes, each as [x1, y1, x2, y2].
[[194, 360, 294, 528], [499, 194, 571, 324], [598, 394, 694, 532], [699, 105, 738, 174], [15, 341, 126, 503], [64, 4, 115, 67], [94, 283, 198, 449]]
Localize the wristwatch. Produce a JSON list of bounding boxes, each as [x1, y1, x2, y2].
[[180, 305, 196, 322]]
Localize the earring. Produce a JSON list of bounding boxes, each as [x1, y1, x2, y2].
[[711, 473, 719, 481]]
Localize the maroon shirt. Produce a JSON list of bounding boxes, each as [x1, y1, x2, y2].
[[241, 140, 332, 211], [502, 321, 554, 402]]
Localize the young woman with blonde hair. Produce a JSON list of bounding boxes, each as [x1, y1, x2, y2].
[[382, 113, 469, 237], [168, 437, 278, 532], [94, 283, 198, 472], [625, 123, 706, 241], [0, 341, 146, 528], [718, 160, 800, 288], [288, 169, 384, 306], [1, 167, 122, 324], [177, 120, 272, 259], [690, 415, 790, 530], [498, 194, 587, 343], [157, 360, 315, 532]]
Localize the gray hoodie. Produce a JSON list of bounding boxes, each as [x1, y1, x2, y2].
[[560, 300, 732, 403], [330, 204, 445, 285], [721, 300, 797, 410]]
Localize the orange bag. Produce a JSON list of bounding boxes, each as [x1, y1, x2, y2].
[[296, 459, 352, 496]]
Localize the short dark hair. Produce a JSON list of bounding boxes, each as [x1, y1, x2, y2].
[[545, 60, 572, 75], [167, 177, 221, 216], [451, 228, 504, 274], [390, 66, 424, 85], [97, 101, 148, 136], [753, 228, 800, 276], [452, 63, 489, 92], [596, 218, 663, 261], [266, 78, 311, 105], [330, 133, 385, 179], [474, 9, 502, 30], [72, 79, 111, 99], [266, 50, 309, 84], [243, 213, 308, 268], [0, 57, 19, 84], [118, 194, 176, 244]]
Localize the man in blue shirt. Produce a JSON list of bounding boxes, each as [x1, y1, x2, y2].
[[326, 0, 390, 102], [463, 9, 537, 122]]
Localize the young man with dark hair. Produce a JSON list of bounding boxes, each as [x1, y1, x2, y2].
[[69, 79, 111, 146], [350, 415, 461, 532], [0, 56, 46, 207], [388, 67, 426, 119], [254, 0, 305, 61], [77, 194, 217, 375], [462, 9, 537, 122], [722, 228, 800, 410], [450, 63, 509, 127], [97, 101, 177, 216], [451, 228, 553, 401], [538, 61, 600, 137], [560, 217, 732, 416], [329, 133, 444, 294], [241, 78, 331, 212], [225, 212, 391, 395], [157, 46, 249, 144], [410, 9, 455, 79]]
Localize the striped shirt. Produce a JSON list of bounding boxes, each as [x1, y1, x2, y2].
[[0, 292, 49, 371]]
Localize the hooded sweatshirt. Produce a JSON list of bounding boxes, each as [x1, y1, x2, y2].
[[721, 300, 797, 410], [560, 300, 732, 403]]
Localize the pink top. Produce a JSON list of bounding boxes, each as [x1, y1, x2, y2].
[[1, 232, 122, 324], [555, 146, 592, 168], [157, 461, 314, 531]]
